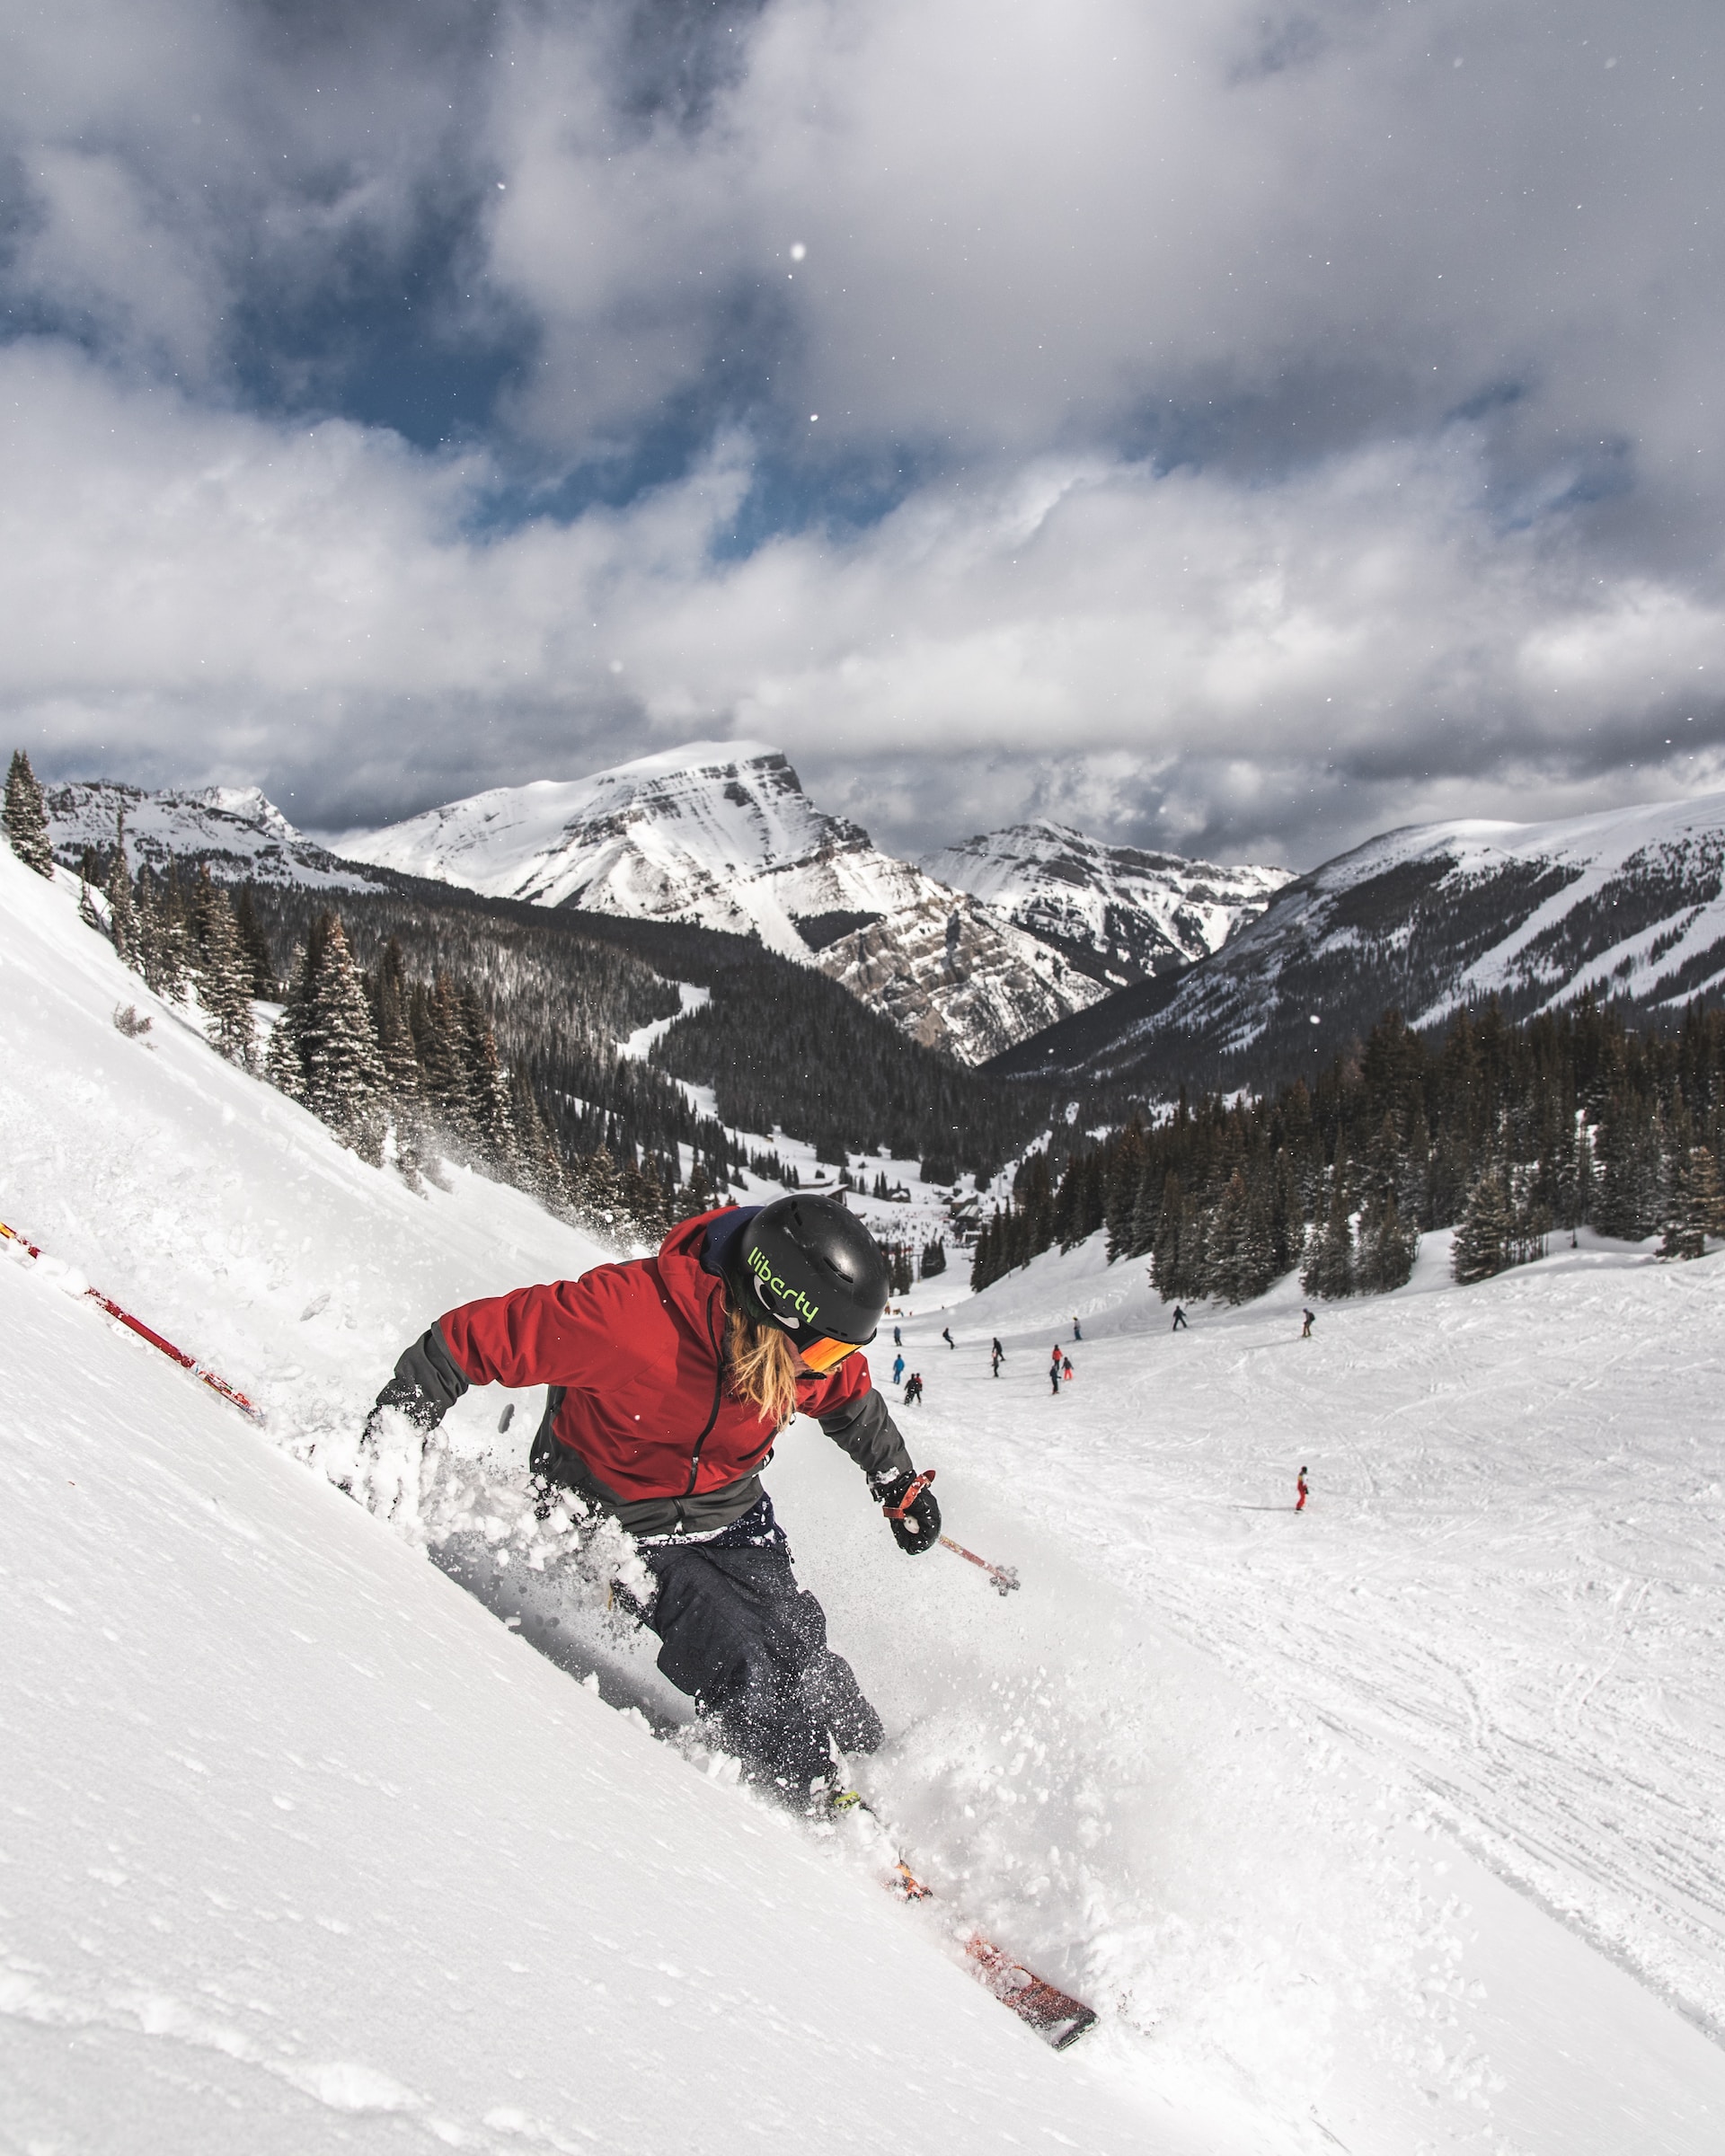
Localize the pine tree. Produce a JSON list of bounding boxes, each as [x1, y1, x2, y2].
[[512, 1077, 571, 1216], [264, 914, 333, 1102], [1661, 1144, 1725, 1261], [374, 944, 427, 1188], [77, 862, 103, 934], [107, 811, 137, 967], [153, 862, 191, 1001], [1151, 1171, 1185, 1301], [4, 750, 55, 877], [1207, 1169, 1250, 1303], [197, 885, 257, 1066], [233, 883, 278, 1000], [460, 1002, 518, 1175], [415, 972, 477, 1153], [299, 915, 387, 1162], [1301, 1151, 1355, 1299], [919, 1237, 947, 1279], [1357, 1187, 1418, 1294], [1239, 1172, 1281, 1300], [133, 869, 164, 994], [1451, 1169, 1516, 1284]]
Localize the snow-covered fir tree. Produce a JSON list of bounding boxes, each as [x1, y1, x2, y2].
[[460, 987, 518, 1178], [1661, 1144, 1725, 1261], [1301, 1147, 1355, 1299], [1451, 1169, 1516, 1283], [371, 941, 428, 1188], [234, 884, 278, 999], [300, 917, 387, 1162], [196, 885, 257, 1067], [4, 750, 55, 877], [106, 812, 137, 967], [1356, 1186, 1419, 1294]]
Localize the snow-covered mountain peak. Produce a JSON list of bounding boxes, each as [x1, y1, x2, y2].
[[1011, 785, 1725, 1089], [338, 743, 1111, 1062], [42, 777, 375, 888], [926, 817, 1294, 984], [337, 740, 880, 921]]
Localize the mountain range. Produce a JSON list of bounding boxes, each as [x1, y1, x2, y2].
[[43, 780, 375, 891], [992, 791, 1725, 1090], [41, 748, 1725, 1096], [329, 742, 1285, 1064], [927, 821, 1291, 983]]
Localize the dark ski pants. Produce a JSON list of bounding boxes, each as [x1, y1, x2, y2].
[[643, 1540, 883, 1797]]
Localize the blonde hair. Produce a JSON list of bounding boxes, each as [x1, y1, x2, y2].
[[724, 1300, 801, 1432]]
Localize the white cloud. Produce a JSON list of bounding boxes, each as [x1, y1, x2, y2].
[[4, 340, 1722, 860]]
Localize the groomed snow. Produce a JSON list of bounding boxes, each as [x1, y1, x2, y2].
[[5, 842, 1725, 2152]]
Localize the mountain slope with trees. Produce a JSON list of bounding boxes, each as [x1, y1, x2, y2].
[[974, 996, 1725, 1304], [993, 791, 1725, 1098]]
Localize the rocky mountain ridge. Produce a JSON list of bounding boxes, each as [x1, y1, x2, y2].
[[926, 819, 1292, 985], [992, 791, 1725, 1091], [335, 743, 1276, 1064], [36, 749, 1287, 1067], [42, 781, 376, 890]]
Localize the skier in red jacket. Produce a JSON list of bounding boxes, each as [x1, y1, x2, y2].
[[363, 1197, 939, 1807]]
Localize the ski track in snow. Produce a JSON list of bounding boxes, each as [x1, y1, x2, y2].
[[5, 843, 1725, 2152]]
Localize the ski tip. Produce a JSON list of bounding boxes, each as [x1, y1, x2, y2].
[[1048, 2004, 1099, 2050]]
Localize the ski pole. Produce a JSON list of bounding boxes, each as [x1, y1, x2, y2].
[[938, 1534, 1020, 1597], [1, 1216, 262, 1423]]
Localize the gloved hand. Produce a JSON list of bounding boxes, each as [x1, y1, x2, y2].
[[873, 1468, 941, 1556], [364, 1368, 446, 1440], [341, 1327, 469, 1503]]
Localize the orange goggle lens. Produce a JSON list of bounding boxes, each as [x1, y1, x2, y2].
[[799, 1334, 862, 1373]]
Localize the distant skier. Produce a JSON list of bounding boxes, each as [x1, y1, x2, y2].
[[1049, 1351, 1062, 1395], [360, 1195, 939, 1809], [942, 1325, 955, 1351], [903, 1371, 924, 1407], [1072, 1316, 1083, 1341], [990, 1337, 1004, 1377], [891, 1352, 906, 1385], [1171, 1305, 1188, 1331], [893, 1325, 902, 1348], [1301, 1308, 1314, 1339], [1060, 1355, 1074, 1383], [1296, 1465, 1309, 1513]]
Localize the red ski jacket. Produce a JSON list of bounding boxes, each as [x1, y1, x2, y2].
[[434, 1208, 910, 1536]]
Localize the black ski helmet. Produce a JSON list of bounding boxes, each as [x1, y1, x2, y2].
[[732, 1194, 891, 1345]]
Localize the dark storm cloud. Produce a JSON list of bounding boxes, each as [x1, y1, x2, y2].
[[1, 0, 1721, 865]]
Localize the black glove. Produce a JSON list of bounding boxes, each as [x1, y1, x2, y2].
[[342, 1329, 470, 1494], [366, 1326, 470, 1441], [366, 1369, 444, 1440], [873, 1468, 941, 1556]]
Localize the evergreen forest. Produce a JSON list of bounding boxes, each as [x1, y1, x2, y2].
[[36, 789, 1047, 1250], [971, 998, 1725, 1301]]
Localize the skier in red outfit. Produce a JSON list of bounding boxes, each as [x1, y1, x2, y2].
[[1296, 1465, 1309, 1512], [361, 1197, 939, 1806]]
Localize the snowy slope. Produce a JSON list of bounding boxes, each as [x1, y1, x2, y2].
[[44, 778, 376, 888], [7, 843, 1725, 2152], [926, 820, 1292, 984], [335, 740, 1107, 1064], [0, 848, 1193, 2156], [1011, 788, 1725, 1087]]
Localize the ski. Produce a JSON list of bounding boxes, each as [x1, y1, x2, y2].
[[835, 1798, 1099, 2050]]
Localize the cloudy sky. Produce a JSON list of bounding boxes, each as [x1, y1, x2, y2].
[[4, 0, 1721, 866]]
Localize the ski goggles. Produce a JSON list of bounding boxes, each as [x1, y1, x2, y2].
[[799, 1333, 865, 1374]]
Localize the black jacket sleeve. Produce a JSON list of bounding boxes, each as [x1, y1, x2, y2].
[[373, 1325, 471, 1431], [818, 1386, 914, 1484]]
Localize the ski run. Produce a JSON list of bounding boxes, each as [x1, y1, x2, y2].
[[4, 841, 1725, 2154]]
